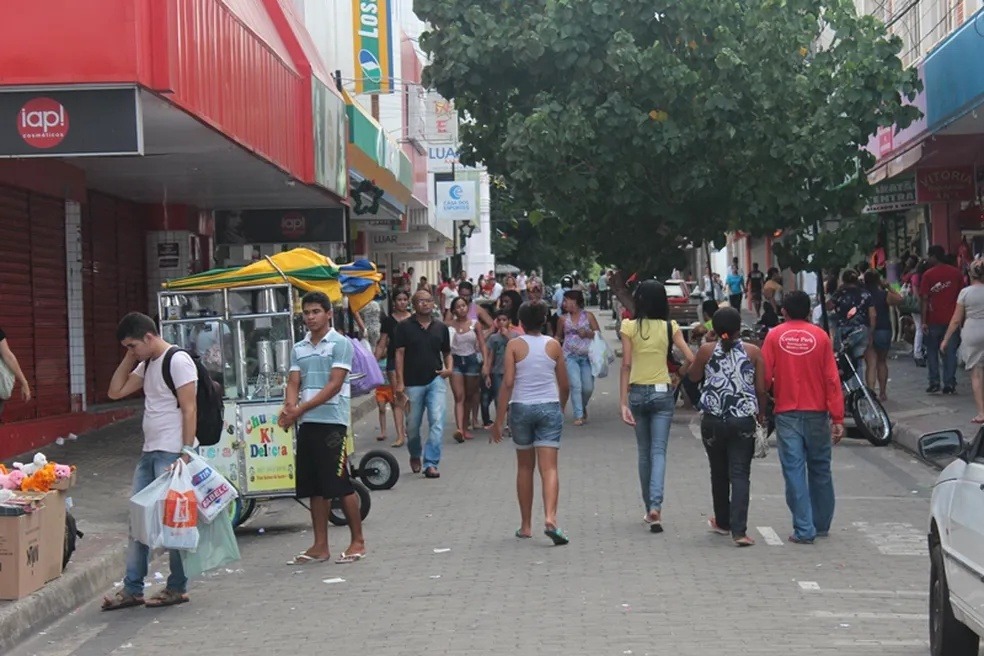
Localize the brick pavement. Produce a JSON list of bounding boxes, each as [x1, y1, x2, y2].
[[8, 327, 947, 656]]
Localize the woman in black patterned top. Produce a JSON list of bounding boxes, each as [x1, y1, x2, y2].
[[688, 308, 768, 547]]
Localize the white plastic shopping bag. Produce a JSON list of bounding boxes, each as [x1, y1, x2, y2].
[[753, 422, 769, 459], [129, 473, 170, 548], [183, 448, 239, 523], [589, 333, 612, 379], [160, 461, 200, 551]]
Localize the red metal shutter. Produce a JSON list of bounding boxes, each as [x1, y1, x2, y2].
[[28, 194, 70, 417], [0, 184, 69, 421], [83, 192, 147, 404]]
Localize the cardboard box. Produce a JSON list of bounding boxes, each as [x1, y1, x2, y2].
[[51, 471, 77, 491], [40, 491, 66, 582], [0, 509, 45, 600]]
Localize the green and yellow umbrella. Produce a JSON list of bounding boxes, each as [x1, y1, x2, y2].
[[162, 248, 382, 312]]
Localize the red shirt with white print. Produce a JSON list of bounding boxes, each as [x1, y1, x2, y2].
[[762, 320, 844, 423], [919, 263, 964, 326]]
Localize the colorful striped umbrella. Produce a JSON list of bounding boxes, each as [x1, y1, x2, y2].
[[162, 248, 382, 312]]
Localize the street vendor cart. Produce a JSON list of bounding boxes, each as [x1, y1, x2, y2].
[[158, 249, 398, 526]]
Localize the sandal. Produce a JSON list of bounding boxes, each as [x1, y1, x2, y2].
[[286, 552, 329, 565], [734, 535, 756, 547], [376, 435, 387, 441], [708, 518, 730, 536], [101, 591, 144, 611], [335, 551, 366, 564], [544, 525, 570, 546], [391, 439, 406, 448], [573, 419, 586, 427], [144, 588, 189, 608], [515, 529, 533, 539], [453, 430, 465, 443], [973, 415, 984, 424]]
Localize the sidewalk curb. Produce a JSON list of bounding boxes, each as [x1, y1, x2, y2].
[[0, 543, 126, 654], [0, 396, 378, 652]]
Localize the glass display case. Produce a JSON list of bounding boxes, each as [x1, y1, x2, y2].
[[158, 284, 296, 401]]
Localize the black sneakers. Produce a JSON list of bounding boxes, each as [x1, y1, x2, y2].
[[927, 384, 941, 394], [943, 386, 957, 395]]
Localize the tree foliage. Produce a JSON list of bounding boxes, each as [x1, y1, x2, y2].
[[489, 178, 596, 281], [416, 0, 921, 275]]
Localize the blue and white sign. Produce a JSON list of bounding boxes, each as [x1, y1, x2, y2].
[[435, 180, 478, 221]]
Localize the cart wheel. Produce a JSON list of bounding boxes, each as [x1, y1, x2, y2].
[[359, 450, 400, 490], [228, 496, 257, 528], [329, 480, 371, 526]]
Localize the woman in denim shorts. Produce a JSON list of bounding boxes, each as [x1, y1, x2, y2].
[[492, 301, 571, 545], [449, 297, 488, 442]]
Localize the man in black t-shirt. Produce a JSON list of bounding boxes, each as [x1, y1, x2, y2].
[[394, 290, 452, 478], [746, 263, 766, 317]]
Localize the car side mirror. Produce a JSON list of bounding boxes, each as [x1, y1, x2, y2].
[[918, 430, 967, 463]]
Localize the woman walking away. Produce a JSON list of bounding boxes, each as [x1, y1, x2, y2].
[[942, 258, 984, 423], [376, 290, 412, 447], [620, 280, 695, 533], [449, 297, 488, 442], [0, 326, 31, 420], [863, 270, 903, 401], [492, 302, 571, 545], [557, 290, 600, 425], [689, 308, 768, 547]]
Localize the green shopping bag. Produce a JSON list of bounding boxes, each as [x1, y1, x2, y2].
[[180, 512, 241, 578]]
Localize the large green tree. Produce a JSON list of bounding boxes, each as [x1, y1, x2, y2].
[[417, 0, 921, 275]]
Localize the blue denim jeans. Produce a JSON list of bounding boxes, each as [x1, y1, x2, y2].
[[775, 411, 835, 541], [406, 376, 448, 469], [924, 324, 960, 388], [565, 354, 594, 420], [629, 385, 676, 512], [124, 450, 187, 597]]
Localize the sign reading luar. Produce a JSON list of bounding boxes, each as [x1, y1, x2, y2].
[[0, 87, 141, 158]]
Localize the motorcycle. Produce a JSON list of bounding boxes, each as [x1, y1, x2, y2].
[[836, 327, 893, 446]]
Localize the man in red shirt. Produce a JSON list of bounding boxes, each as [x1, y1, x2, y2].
[[762, 290, 844, 544], [919, 245, 964, 394]]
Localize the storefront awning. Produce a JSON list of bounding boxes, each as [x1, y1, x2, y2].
[[343, 90, 413, 206]]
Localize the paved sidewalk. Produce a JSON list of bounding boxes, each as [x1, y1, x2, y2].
[[9, 344, 942, 656], [0, 396, 378, 654]]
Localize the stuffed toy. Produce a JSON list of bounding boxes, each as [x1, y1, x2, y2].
[[21, 463, 56, 493], [13, 453, 48, 477], [4, 469, 25, 490], [54, 464, 72, 479]]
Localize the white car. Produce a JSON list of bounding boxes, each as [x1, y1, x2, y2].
[[919, 429, 984, 656]]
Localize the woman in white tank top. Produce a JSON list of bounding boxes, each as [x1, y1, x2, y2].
[[492, 301, 572, 546], [449, 297, 488, 442]]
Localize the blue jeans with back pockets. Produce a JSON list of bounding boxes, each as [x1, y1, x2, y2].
[[406, 376, 448, 469], [775, 411, 835, 541], [629, 385, 676, 513], [124, 450, 187, 597], [565, 354, 594, 420]]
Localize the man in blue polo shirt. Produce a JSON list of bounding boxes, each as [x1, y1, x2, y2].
[[278, 291, 365, 565]]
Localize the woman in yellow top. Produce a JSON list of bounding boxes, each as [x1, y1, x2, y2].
[[619, 280, 695, 532]]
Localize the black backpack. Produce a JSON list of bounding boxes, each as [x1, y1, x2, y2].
[[160, 346, 224, 446]]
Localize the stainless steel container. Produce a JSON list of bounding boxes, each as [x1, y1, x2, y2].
[[256, 288, 278, 314], [257, 340, 275, 374], [274, 340, 292, 373]]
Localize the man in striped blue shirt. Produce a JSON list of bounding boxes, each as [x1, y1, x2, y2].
[[278, 292, 366, 565]]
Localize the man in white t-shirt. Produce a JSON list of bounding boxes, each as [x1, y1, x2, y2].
[[103, 312, 198, 611], [441, 278, 458, 312], [490, 279, 504, 302]]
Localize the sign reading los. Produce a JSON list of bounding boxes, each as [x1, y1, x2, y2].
[[352, 0, 394, 94], [0, 87, 141, 158]]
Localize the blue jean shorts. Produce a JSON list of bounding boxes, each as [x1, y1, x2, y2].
[[872, 328, 892, 352], [452, 353, 482, 376], [509, 401, 563, 449]]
